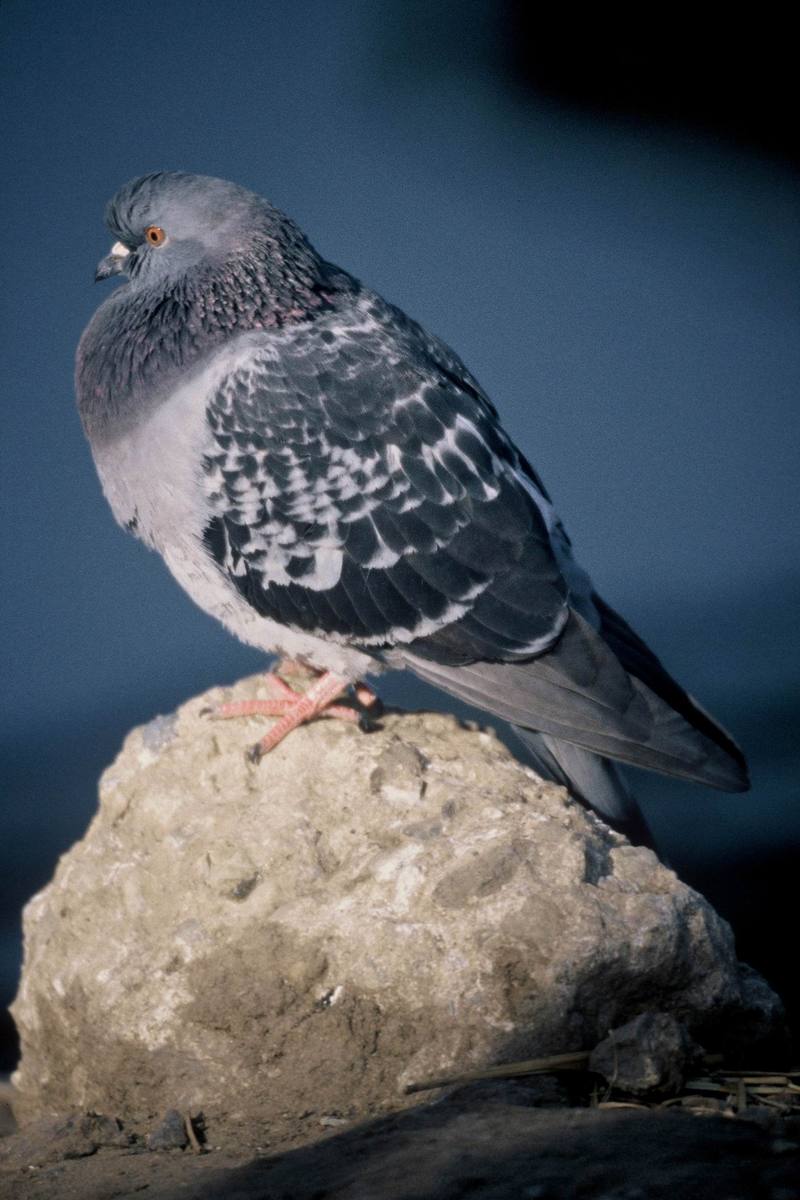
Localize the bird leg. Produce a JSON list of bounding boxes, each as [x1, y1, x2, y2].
[[273, 660, 382, 720], [208, 660, 382, 760]]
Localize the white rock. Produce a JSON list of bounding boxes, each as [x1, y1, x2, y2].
[[10, 675, 783, 1138]]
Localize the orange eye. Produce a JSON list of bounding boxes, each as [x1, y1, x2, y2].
[[144, 225, 166, 246]]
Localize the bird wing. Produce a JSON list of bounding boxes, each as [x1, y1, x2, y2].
[[200, 306, 570, 658], [401, 610, 749, 791], [587, 593, 749, 779], [200, 300, 748, 794]]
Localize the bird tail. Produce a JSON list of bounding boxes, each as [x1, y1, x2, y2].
[[399, 609, 749, 798], [512, 728, 656, 848]]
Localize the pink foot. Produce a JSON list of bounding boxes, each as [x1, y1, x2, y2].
[[208, 664, 382, 760]]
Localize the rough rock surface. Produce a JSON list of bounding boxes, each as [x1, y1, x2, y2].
[[588, 1011, 702, 1096], [10, 675, 783, 1138]]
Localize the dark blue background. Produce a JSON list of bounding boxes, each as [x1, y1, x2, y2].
[[2, 2, 799, 1061]]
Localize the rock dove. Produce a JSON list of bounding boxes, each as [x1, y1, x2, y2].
[[76, 172, 749, 842]]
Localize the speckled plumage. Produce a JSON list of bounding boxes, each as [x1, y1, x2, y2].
[[198, 292, 571, 662], [76, 172, 749, 838]]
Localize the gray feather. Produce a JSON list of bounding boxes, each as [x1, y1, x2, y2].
[[396, 611, 749, 793], [511, 729, 655, 847], [77, 171, 751, 840]]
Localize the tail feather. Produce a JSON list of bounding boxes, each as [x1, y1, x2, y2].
[[512, 729, 656, 848], [591, 593, 748, 777], [399, 610, 749, 795]]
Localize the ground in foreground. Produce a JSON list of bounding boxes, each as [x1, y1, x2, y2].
[[1, 1085, 799, 1200]]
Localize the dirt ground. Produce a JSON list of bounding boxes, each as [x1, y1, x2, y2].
[[1, 1080, 798, 1200]]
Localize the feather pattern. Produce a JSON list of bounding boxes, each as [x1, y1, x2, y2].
[[200, 291, 570, 658], [76, 172, 751, 844], [394, 611, 749, 792]]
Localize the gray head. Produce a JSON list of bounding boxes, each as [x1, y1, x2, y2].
[[78, 173, 349, 442], [95, 171, 319, 289]]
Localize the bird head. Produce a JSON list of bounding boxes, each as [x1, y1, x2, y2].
[[94, 171, 311, 288]]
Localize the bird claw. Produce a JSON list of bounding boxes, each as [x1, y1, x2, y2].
[[204, 663, 382, 757], [358, 714, 383, 734], [353, 692, 384, 733]]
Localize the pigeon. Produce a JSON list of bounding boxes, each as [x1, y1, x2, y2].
[[76, 171, 749, 843]]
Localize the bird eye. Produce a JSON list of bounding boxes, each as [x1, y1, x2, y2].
[[144, 225, 166, 246]]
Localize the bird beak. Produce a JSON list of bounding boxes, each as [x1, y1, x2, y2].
[[95, 241, 131, 282]]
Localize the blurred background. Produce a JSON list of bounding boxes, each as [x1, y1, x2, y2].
[[1, 1, 798, 1066]]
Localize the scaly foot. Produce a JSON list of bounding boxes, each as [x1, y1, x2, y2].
[[208, 662, 382, 760]]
